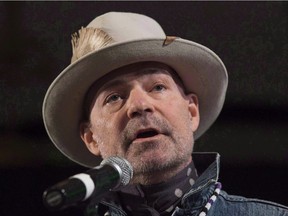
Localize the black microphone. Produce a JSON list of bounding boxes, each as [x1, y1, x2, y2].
[[42, 156, 133, 210]]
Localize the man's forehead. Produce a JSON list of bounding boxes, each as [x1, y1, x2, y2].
[[101, 64, 173, 87], [93, 62, 180, 93], [105, 61, 173, 79]]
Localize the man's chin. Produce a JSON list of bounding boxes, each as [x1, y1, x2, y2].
[[129, 156, 190, 185], [130, 154, 182, 175]]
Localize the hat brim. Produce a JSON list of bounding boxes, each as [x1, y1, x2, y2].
[[43, 38, 228, 168]]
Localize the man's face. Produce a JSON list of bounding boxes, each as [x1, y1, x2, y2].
[[81, 62, 199, 184]]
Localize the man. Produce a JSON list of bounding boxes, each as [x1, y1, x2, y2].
[[43, 12, 288, 215]]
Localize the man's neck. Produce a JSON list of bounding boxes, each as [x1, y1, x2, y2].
[[114, 158, 198, 215]]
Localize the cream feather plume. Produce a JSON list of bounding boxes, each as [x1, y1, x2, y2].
[[71, 27, 114, 63]]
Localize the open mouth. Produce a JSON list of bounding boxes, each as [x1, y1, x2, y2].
[[136, 129, 159, 139]]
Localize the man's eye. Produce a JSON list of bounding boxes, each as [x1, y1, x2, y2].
[[105, 94, 122, 104], [153, 84, 166, 92]]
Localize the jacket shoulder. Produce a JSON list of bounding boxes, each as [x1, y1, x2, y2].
[[210, 190, 288, 215]]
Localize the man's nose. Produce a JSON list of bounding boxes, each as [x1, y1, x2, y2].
[[126, 88, 155, 118]]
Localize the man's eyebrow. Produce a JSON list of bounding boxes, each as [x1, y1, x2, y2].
[[98, 79, 127, 93]]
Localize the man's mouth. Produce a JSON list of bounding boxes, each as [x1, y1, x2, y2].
[[135, 129, 160, 139]]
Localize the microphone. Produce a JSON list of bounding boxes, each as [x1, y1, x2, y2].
[[42, 156, 133, 210]]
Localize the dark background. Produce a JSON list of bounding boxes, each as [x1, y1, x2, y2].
[[0, 1, 287, 216]]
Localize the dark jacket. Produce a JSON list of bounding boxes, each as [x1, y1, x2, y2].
[[85, 153, 288, 216]]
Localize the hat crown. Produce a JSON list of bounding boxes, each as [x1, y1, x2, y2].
[[71, 12, 166, 63], [87, 12, 166, 42]]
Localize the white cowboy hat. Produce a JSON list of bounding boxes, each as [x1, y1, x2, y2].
[[43, 12, 228, 168]]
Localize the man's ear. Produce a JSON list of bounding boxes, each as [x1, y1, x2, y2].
[[79, 122, 101, 156], [186, 93, 200, 132]]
